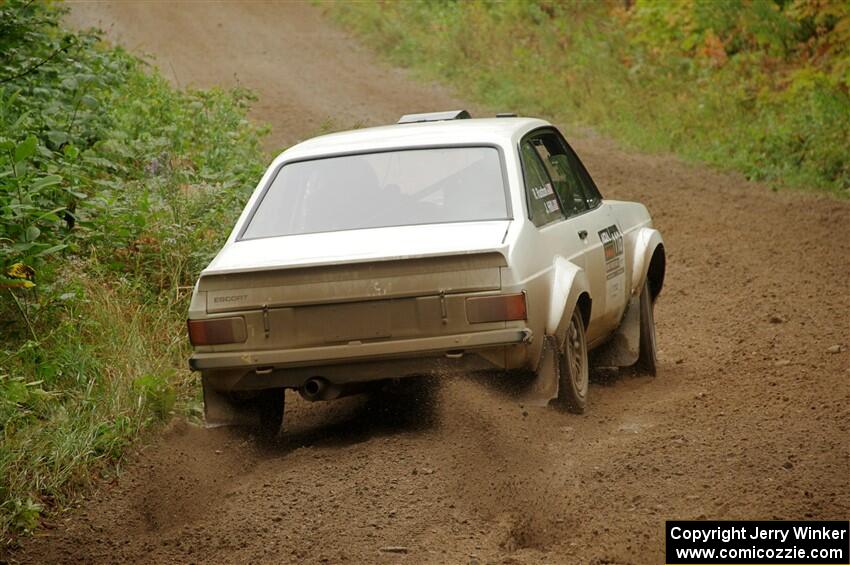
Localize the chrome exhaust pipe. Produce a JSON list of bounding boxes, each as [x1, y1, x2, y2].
[[299, 377, 345, 401], [299, 377, 378, 402], [300, 377, 329, 401]]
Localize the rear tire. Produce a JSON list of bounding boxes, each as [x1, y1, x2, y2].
[[255, 388, 285, 438], [637, 283, 658, 376], [557, 308, 589, 414]]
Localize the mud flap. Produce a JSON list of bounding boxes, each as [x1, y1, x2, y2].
[[202, 375, 260, 428], [590, 294, 640, 368], [517, 335, 560, 407]]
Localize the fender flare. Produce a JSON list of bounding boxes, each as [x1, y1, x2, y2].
[[630, 228, 665, 297], [545, 256, 592, 341], [522, 258, 591, 405]]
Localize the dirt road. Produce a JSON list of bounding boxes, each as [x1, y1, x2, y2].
[[15, 2, 849, 563]]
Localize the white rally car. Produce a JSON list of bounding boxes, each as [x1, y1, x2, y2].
[[187, 111, 665, 434]]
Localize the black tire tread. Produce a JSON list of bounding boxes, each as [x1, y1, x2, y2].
[[557, 309, 589, 414]]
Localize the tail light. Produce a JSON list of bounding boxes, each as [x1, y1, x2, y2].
[[187, 317, 247, 346], [466, 292, 527, 323]]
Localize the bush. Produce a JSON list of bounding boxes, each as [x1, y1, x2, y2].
[[0, 0, 267, 540], [329, 0, 850, 194]]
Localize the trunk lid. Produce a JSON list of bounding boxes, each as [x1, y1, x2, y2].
[[200, 251, 506, 313], [194, 222, 510, 350]]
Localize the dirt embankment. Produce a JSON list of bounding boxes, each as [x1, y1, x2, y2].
[[12, 2, 849, 564]]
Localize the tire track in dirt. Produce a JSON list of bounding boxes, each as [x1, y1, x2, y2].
[[12, 2, 849, 564]]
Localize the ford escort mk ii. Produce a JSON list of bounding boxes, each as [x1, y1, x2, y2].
[[187, 111, 665, 433]]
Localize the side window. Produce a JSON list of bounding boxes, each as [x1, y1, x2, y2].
[[520, 141, 564, 227], [530, 133, 590, 217], [552, 130, 604, 208]]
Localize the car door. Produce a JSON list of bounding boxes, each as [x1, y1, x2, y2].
[[521, 128, 626, 344], [518, 133, 588, 322], [554, 129, 629, 341]]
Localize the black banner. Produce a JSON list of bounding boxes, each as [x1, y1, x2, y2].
[[666, 521, 849, 564]]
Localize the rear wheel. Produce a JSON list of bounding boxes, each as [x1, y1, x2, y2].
[[254, 388, 285, 438], [557, 308, 589, 414], [637, 283, 657, 376]]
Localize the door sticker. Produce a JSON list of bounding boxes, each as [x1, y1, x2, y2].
[[532, 183, 554, 199], [598, 224, 625, 300]]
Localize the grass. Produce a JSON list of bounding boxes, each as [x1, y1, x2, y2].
[[326, 0, 850, 195], [0, 1, 268, 542], [2, 0, 847, 546], [1, 270, 198, 531]]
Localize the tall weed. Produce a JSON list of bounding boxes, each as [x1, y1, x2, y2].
[[329, 0, 850, 194], [0, 0, 267, 539]]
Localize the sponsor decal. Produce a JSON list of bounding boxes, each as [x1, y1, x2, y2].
[[598, 224, 625, 280], [532, 183, 555, 199], [599, 224, 625, 303]]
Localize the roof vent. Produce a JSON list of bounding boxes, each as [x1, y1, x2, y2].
[[496, 112, 518, 118], [397, 110, 471, 124]]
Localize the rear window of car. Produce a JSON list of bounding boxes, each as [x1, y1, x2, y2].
[[239, 146, 509, 239]]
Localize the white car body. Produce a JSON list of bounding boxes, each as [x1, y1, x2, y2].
[[188, 113, 665, 426]]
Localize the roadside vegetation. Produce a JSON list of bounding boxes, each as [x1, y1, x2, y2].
[[0, 0, 267, 541], [2, 0, 846, 548], [330, 0, 850, 194]]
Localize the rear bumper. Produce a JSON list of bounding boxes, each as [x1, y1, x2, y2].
[[189, 327, 532, 372]]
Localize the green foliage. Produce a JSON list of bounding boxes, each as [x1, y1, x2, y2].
[[329, 0, 850, 194], [0, 0, 267, 540], [0, 1, 266, 283]]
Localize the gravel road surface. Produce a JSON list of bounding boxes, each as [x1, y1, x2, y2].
[[15, 2, 849, 563]]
